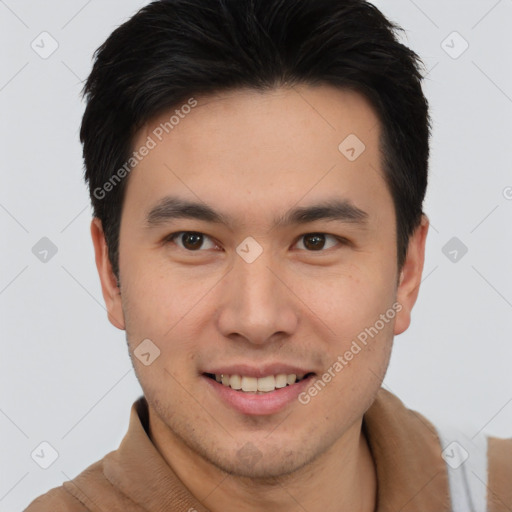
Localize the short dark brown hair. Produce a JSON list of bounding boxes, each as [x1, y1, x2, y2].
[[81, 0, 430, 277]]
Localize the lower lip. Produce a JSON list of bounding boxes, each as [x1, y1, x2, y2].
[[202, 374, 315, 415]]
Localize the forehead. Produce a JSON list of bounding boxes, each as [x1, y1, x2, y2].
[[124, 85, 390, 227]]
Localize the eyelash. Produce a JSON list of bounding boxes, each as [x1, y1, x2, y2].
[[163, 231, 349, 252]]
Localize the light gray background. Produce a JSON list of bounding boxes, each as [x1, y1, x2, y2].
[[1, 0, 511, 509]]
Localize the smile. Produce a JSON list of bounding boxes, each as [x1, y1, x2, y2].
[[204, 372, 314, 393]]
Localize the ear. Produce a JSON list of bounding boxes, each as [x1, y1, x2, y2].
[[394, 215, 429, 335], [90, 218, 125, 330]]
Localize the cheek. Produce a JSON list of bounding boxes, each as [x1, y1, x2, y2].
[[120, 260, 176, 335], [306, 263, 397, 331], [120, 253, 220, 355]]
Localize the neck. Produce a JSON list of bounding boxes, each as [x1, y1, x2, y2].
[[149, 411, 377, 512]]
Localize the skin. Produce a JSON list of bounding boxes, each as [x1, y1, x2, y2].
[[92, 85, 428, 512]]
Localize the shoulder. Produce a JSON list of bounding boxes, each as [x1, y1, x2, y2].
[[23, 485, 89, 512], [23, 459, 105, 512], [23, 454, 143, 512], [487, 435, 512, 511], [433, 420, 512, 512]]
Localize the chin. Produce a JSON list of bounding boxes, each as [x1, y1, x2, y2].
[[223, 457, 305, 480], [208, 442, 317, 481]]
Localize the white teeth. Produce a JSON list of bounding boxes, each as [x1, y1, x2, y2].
[[241, 376, 258, 392], [275, 374, 288, 388], [229, 374, 242, 390], [213, 372, 308, 392], [257, 375, 275, 392]]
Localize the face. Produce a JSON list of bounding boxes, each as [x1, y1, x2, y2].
[[93, 85, 427, 479]]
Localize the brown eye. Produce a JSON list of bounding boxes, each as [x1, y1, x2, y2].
[[181, 232, 203, 250], [295, 233, 340, 251], [168, 231, 217, 251]]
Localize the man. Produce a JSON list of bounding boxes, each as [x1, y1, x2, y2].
[[25, 0, 512, 510]]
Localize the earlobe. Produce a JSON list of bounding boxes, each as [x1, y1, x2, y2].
[[90, 218, 126, 330], [394, 215, 429, 335]]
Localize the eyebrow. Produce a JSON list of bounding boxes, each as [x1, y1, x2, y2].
[[145, 195, 368, 229]]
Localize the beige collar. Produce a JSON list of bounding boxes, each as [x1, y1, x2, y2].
[[66, 388, 451, 511]]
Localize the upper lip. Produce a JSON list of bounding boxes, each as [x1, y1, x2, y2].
[[203, 364, 315, 378]]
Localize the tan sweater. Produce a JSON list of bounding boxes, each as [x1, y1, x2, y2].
[[24, 388, 512, 511]]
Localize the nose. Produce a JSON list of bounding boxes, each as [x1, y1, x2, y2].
[[216, 249, 299, 345]]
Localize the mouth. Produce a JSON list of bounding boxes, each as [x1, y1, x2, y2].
[[203, 372, 316, 393], [201, 364, 318, 415]]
